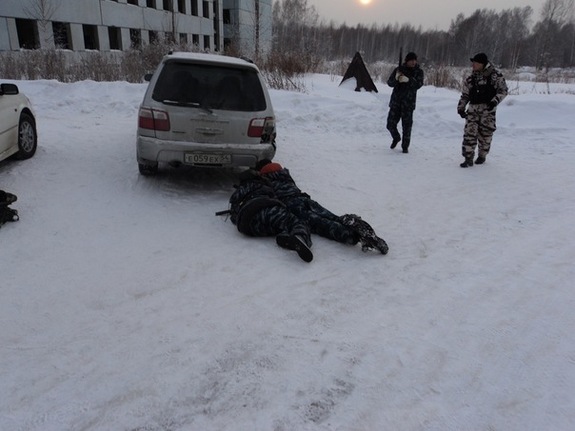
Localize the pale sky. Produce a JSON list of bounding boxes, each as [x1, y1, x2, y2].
[[307, 0, 548, 31]]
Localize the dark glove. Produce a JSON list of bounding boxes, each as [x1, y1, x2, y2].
[[487, 100, 497, 111], [458, 109, 467, 119]]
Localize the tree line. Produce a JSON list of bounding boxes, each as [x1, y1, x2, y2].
[[272, 0, 575, 70]]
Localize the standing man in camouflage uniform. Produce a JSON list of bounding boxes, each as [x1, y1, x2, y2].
[[386, 52, 424, 153], [457, 52, 508, 168]]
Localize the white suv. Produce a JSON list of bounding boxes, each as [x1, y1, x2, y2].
[[136, 52, 276, 175]]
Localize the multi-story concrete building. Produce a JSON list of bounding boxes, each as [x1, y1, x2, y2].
[[0, 0, 271, 57]]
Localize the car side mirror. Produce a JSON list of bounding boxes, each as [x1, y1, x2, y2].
[[0, 83, 19, 96]]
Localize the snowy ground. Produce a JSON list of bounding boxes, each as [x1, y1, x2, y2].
[[1, 73, 574, 431]]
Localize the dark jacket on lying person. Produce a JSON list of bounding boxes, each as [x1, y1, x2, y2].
[[225, 160, 389, 261]]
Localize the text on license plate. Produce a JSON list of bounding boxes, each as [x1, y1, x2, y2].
[[185, 153, 232, 165]]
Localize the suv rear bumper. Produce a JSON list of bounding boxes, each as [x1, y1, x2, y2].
[[137, 136, 276, 168]]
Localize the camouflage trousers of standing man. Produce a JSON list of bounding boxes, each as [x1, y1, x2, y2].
[[387, 105, 414, 149], [462, 104, 497, 159]]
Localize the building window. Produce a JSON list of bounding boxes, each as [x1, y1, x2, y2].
[[83, 25, 99, 50], [191, 0, 198, 16], [163, 0, 172, 11], [203, 35, 210, 50], [127, 0, 138, 5], [15, 19, 39, 49], [52, 22, 71, 49], [223, 9, 230, 24], [179, 33, 188, 44], [108, 26, 122, 50], [130, 29, 142, 48], [192, 34, 199, 46], [177, 0, 186, 13], [202, 1, 209, 18], [147, 0, 155, 7]]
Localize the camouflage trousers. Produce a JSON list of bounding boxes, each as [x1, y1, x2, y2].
[[462, 104, 497, 158], [386, 105, 414, 147], [284, 196, 358, 245]]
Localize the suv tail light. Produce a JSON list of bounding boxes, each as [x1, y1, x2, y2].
[[139, 107, 170, 131], [248, 117, 276, 143]]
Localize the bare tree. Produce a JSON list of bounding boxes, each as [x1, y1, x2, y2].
[[496, 7, 533, 70], [268, 0, 575, 69], [23, 0, 62, 48], [541, 0, 574, 24], [247, 0, 274, 62], [535, 0, 574, 69], [273, 0, 319, 54]]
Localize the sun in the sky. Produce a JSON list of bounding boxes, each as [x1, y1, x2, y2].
[[358, 0, 372, 5]]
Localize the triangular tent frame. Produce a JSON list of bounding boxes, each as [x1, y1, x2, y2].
[[339, 52, 378, 93]]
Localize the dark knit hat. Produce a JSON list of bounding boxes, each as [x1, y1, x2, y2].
[[259, 162, 283, 175], [405, 52, 417, 62], [470, 53, 488, 65]]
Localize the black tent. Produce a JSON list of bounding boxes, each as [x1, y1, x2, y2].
[[339, 52, 378, 93]]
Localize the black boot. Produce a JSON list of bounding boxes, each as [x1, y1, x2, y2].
[[0, 190, 19, 228], [0, 206, 19, 227], [475, 155, 486, 164], [390, 138, 400, 149], [0, 190, 17, 205], [276, 233, 313, 262], [402, 139, 410, 153], [340, 214, 389, 255], [460, 157, 474, 168]]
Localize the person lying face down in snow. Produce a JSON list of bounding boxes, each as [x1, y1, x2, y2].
[[225, 159, 388, 262]]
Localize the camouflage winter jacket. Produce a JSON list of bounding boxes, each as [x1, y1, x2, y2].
[[387, 64, 424, 111], [228, 170, 284, 234], [458, 63, 508, 111], [262, 168, 341, 224], [260, 168, 309, 202]]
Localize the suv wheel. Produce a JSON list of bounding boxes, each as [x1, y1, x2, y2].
[[139, 162, 158, 176], [15, 113, 37, 159]]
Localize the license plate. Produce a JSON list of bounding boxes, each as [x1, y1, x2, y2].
[[185, 153, 231, 165]]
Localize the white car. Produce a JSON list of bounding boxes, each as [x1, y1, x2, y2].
[[0, 83, 37, 163], [136, 52, 276, 175]]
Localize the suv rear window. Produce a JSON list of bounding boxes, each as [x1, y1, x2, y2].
[[152, 61, 267, 112]]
